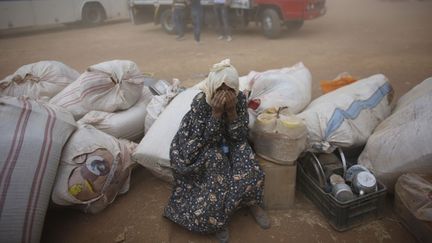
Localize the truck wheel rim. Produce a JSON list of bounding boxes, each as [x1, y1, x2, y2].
[[264, 17, 272, 30]]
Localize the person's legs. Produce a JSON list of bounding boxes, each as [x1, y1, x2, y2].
[[173, 8, 181, 38], [165, 147, 231, 233], [192, 7, 202, 42], [231, 144, 264, 194], [220, 6, 231, 39], [173, 8, 185, 39], [172, 9, 179, 36], [213, 4, 224, 38], [225, 143, 267, 221], [178, 8, 185, 38]]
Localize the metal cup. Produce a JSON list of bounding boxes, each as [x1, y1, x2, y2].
[[332, 183, 354, 202]]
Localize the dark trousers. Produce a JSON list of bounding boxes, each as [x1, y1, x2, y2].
[[213, 4, 231, 37], [172, 7, 185, 37], [191, 6, 203, 41]]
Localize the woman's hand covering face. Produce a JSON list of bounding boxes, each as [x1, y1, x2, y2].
[[224, 89, 237, 114], [211, 90, 226, 118], [210, 86, 238, 121]]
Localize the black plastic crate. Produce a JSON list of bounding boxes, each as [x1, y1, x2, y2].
[[297, 163, 387, 231]]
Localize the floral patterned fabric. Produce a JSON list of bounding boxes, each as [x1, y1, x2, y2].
[[164, 91, 265, 234]]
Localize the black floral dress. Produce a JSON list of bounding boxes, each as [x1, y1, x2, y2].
[[164, 91, 265, 234]]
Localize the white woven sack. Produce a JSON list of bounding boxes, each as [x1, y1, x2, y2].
[[52, 124, 136, 214], [359, 77, 432, 192], [145, 79, 182, 132], [395, 77, 432, 111], [133, 89, 201, 183], [395, 173, 432, 221], [50, 60, 145, 119], [298, 74, 393, 153], [0, 96, 76, 243], [78, 86, 153, 142], [144, 95, 170, 133], [0, 60, 79, 100], [246, 62, 312, 115], [239, 75, 252, 92]]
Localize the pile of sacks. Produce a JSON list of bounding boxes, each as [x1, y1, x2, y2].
[[1, 59, 431, 242], [133, 62, 314, 181], [133, 62, 432, 195], [46, 60, 153, 214], [0, 60, 181, 243]]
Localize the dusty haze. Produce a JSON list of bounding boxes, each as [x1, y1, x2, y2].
[[1, 0, 431, 242]]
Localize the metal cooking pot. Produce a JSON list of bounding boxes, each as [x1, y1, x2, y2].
[[345, 164, 369, 182], [352, 171, 377, 196]]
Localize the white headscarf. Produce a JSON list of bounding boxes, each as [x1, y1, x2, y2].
[[197, 59, 239, 104]]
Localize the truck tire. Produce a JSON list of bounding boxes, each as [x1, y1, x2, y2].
[[261, 8, 282, 39], [82, 3, 105, 25], [285, 20, 304, 32], [160, 9, 175, 34]]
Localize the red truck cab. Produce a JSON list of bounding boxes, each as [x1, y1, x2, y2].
[[257, 0, 327, 20]]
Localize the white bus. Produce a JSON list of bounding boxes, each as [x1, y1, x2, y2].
[[0, 0, 129, 30]]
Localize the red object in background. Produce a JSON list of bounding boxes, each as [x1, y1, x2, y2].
[[248, 99, 261, 110]]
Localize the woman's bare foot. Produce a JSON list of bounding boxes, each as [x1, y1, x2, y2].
[[214, 227, 229, 243], [250, 205, 271, 229]]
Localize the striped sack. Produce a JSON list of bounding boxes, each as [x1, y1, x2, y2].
[[50, 60, 145, 120], [78, 86, 153, 142], [0, 96, 77, 243], [0, 61, 79, 100]]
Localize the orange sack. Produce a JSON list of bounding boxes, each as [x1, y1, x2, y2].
[[320, 73, 357, 94]]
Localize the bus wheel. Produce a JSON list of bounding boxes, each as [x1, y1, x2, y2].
[[160, 9, 175, 34], [82, 3, 106, 25]]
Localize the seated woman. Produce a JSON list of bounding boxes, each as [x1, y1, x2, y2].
[[164, 59, 270, 242]]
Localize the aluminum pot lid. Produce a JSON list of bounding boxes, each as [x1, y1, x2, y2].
[[345, 164, 369, 182], [356, 171, 376, 188]]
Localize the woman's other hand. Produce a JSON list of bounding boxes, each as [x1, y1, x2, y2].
[[211, 91, 225, 119], [225, 90, 238, 122]]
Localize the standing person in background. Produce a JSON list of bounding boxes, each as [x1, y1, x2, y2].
[[213, 0, 232, 42], [191, 0, 203, 44], [172, 0, 188, 40]]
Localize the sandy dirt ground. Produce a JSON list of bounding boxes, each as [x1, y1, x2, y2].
[[1, 0, 432, 242]]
